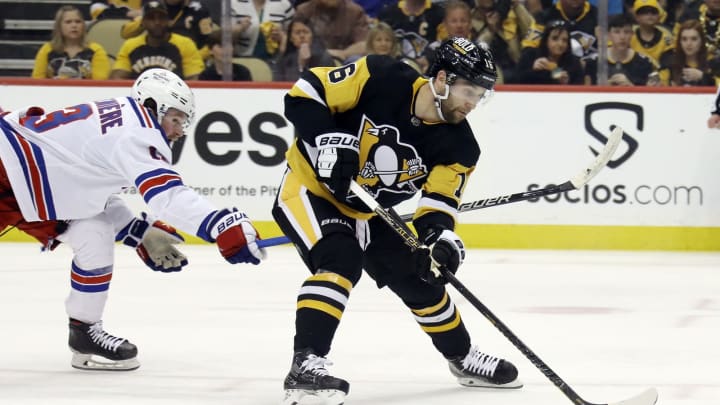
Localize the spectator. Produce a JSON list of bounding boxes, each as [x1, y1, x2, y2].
[[674, 0, 720, 58], [665, 0, 702, 29], [631, 0, 674, 64], [120, 0, 215, 60], [522, 0, 599, 61], [90, 0, 142, 20], [471, 0, 535, 82], [426, 1, 483, 75], [199, 30, 252, 81], [366, 21, 400, 57], [515, 19, 585, 84], [110, 1, 204, 79], [364, 21, 422, 71], [230, 0, 294, 62], [378, 0, 444, 71], [295, 0, 369, 64], [32, 5, 111, 80], [274, 17, 335, 82], [661, 19, 716, 85], [589, 13, 661, 85]]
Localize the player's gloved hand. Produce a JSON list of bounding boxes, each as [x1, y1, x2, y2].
[[208, 208, 266, 265], [116, 213, 188, 272], [314, 132, 359, 202], [418, 228, 465, 285]]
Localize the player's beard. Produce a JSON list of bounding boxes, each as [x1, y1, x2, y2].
[[440, 102, 466, 124]]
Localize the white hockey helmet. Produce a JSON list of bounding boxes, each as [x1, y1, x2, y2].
[[131, 68, 195, 129]]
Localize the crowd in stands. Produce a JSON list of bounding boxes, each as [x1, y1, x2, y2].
[[27, 0, 720, 85]]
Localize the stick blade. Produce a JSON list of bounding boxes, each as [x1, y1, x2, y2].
[[570, 126, 624, 189], [608, 388, 658, 405]]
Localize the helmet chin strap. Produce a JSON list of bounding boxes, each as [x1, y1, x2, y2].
[[429, 77, 450, 122]]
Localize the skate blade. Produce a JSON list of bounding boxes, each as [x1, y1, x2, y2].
[[282, 388, 346, 405], [71, 352, 140, 371], [457, 376, 523, 389]]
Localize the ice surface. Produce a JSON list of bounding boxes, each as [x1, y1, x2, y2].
[[0, 243, 717, 404]]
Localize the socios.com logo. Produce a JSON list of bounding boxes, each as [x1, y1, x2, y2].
[[526, 102, 703, 206]]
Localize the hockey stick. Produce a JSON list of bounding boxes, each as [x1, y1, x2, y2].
[[258, 126, 624, 248], [348, 179, 658, 405], [257, 236, 293, 248], [399, 125, 624, 221]]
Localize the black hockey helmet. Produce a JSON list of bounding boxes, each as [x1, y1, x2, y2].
[[427, 37, 497, 90]]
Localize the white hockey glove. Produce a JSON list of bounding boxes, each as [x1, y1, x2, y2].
[[205, 208, 266, 265], [314, 132, 360, 202], [419, 228, 465, 285], [116, 213, 188, 273]]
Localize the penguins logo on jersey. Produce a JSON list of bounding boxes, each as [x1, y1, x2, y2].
[[357, 116, 427, 196]]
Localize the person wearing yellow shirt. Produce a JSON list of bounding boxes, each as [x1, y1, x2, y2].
[[119, 0, 215, 61], [32, 5, 111, 80], [110, 1, 204, 80], [631, 0, 674, 65]]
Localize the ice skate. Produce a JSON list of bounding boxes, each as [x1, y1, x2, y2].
[[68, 318, 140, 371], [448, 345, 522, 388], [282, 348, 349, 405]]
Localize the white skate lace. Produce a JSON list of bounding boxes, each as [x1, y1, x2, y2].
[[462, 346, 501, 377], [88, 322, 126, 352], [301, 354, 332, 376]]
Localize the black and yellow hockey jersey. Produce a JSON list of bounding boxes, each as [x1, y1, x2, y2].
[[631, 25, 674, 64], [284, 55, 479, 229], [112, 32, 204, 79]]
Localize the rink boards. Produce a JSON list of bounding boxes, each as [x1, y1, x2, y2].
[[0, 80, 718, 250]]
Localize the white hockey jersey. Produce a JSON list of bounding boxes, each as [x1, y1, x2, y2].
[[0, 97, 219, 241]]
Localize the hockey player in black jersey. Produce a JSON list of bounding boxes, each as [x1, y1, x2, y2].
[[272, 37, 522, 405]]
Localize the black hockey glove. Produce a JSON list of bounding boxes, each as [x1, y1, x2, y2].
[[418, 228, 465, 285], [314, 132, 360, 202]]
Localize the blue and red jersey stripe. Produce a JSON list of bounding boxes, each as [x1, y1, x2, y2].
[[0, 119, 56, 220]]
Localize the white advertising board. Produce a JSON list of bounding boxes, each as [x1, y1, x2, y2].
[[1, 83, 718, 228]]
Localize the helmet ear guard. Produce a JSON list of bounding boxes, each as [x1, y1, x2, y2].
[[131, 68, 196, 129], [427, 37, 498, 91]]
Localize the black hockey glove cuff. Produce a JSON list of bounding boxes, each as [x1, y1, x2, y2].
[[314, 132, 360, 202], [418, 227, 465, 285]]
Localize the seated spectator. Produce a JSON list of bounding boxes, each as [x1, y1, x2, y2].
[[587, 14, 661, 86], [378, 0, 444, 71], [631, 0, 674, 64], [120, 0, 215, 60], [90, 0, 142, 20], [274, 17, 336, 82], [366, 21, 399, 57], [661, 19, 716, 85], [471, 0, 534, 83], [110, 1, 204, 79], [295, 0, 369, 64], [426, 1, 485, 75], [230, 0, 294, 61], [674, 0, 720, 58], [199, 31, 252, 81], [522, 0, 598, 61], [32, 5, 111, 79], [364, 21, 422, 71], [515, 19, 584, 84]]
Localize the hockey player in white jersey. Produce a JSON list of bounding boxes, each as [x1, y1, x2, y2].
[[0, 68, 266, 371]]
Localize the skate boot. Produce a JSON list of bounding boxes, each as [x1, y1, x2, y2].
[[282, 348, 349, 405], [68, 318, 140, 371], [448, 345, 522, 388]]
